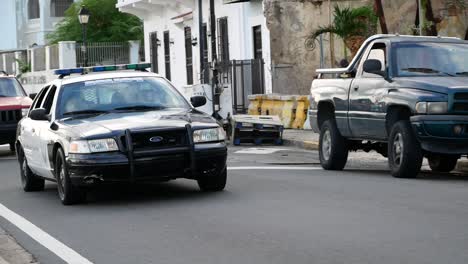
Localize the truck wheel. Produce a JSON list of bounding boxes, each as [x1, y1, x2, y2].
[[9, 142, 15, 152], [388, 120, 423, 178], [319, 120, 348, 170], [18, 147, 44, 192], [197, 169, 227, 192], [428, 155, 458, 172], [55, 148, 85, 205]]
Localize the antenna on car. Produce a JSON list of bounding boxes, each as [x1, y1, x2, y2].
[[0, 70, 8, 76]]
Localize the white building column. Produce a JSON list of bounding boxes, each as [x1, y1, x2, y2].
[[1, 54, 6, 72], [14, 52, 23, 74], [39, 0, 52, 45], [45, 46, 51, 70], [58, 41, 77, 69], [128, 40, 141, 64], [30, 49, 35, 72]]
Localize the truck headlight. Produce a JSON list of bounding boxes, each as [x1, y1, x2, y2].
[[69, 138, 119, 154], [21, 108, 29, 117], [193, 127, 226, 143], [415, 102, 447, 114]]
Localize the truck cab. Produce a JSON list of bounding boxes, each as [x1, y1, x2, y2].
[[0, 72, 32, 151], [309, 34, 468, 178]]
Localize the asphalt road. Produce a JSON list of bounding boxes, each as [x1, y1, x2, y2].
[[1, 145, 468, 264]]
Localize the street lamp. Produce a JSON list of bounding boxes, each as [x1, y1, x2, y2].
[[78, 6, 90, 67]]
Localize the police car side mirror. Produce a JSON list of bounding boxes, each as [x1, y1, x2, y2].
[[191, 96, 207, 108], [29, 93, 37, 100], [30, 108, 48, 121]]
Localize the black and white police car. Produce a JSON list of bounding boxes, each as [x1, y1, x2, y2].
[[16, 63, 227, 205]]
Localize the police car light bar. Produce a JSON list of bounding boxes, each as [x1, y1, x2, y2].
[[54, 63, 152, 77]]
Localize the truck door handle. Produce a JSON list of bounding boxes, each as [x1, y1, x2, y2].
[[353, 86, 359, 91]]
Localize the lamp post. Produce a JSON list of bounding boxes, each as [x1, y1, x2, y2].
[[78, 6, 90, 67]]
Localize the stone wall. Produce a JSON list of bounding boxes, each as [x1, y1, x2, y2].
[[264, 0, 467, 95]]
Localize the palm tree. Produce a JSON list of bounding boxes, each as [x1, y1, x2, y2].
[[374, 0, 388, 34], [307, 5, 377, 59]]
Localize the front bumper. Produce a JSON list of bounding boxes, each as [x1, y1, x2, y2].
[[0, 124, 17, 145], [67, 142, 227, 186], [411, 115, 468, 154]]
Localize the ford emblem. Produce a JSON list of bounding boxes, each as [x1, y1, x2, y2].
[[149, 136, 164, 143]]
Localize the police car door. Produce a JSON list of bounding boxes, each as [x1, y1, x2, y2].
[[33, 85, 58, 179]]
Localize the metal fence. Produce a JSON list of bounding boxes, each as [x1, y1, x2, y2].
[[76, 42, 130, 67], [33, 47, 46, 72], [49, 44, 59, 70]]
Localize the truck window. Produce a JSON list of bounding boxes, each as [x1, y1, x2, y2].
[[362, 43, 386, 78]]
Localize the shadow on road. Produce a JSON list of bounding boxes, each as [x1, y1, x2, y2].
[[40, 181, 231, 206], [343, 168, 468, 181]]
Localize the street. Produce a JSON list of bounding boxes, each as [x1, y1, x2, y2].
[[0, 145, 468, 264]]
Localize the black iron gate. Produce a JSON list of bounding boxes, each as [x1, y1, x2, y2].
[[228, 59, 265, 114]]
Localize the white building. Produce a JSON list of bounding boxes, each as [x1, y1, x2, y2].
[[117, 0, 272, 113], [0, 0, 18, 50], [16, 0, 76, 48]]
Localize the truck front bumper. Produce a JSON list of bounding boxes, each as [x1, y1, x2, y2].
[[66, 142, 227, 186], [411, 115, 468, 154]]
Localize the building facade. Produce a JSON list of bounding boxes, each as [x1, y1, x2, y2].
[[117, 0, 272, 114], [15, 0, 76, 48], [0, 0, 18, 50]]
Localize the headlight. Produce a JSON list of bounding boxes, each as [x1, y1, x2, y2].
[[415, 102, 448, 114], [193, 127, 226, 143], [69, 138, 119, 154], [21, 108, 29, 117]]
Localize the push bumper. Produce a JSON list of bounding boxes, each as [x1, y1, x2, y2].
[[411, 115, 468, 154], [67, 142, 227, 186], [0, 124, 17, 145]]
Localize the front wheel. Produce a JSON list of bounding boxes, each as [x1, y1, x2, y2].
[[197, 169, 227, 192], [9, 142, 15, 152], [428, 155, 458, 172], [388, 120, 423, 178], [319, 120, 348, 170], [55, 148, 85, 205]]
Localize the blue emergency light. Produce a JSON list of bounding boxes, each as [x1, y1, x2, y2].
[[54, 63, 152, 77]]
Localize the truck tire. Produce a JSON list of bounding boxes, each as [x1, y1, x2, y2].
[[428, 155, 458, 172], [319, 120, 348, 170], [197, 169, 227, 192], [55, 148, 86, 205], [388, 120, 423, 178], [18, 146, 45, 192], [9, 142, 15, 152]]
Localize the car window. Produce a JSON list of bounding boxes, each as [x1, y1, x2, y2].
[[362, 43, 386, 78], [0, 78, 26, 97], [42, 85, 57, 115], [31, 86, 50, 110], [58, 77, 190, 117]]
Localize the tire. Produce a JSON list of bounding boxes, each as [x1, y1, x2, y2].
[[9, 142, 15, 152], [197, 169, 227, 192], [319, 120, 348, 170], [18, 147, 45, 192], [428, 155, 458, 172], [55, 148, 85, 205], [388, 120, 423, 178]]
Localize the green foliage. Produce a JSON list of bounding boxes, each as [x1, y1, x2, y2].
[[47, 0, 143, 44], [15, 59, 31, 74], [309, 5, 378, 41]]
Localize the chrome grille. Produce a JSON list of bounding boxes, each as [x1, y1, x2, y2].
[[0, 110, 21, 123]]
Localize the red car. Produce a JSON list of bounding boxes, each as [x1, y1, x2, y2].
[[0, 72, 32, 151]]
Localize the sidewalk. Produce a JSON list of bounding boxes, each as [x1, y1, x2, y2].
[[282, 129, 468, 172], [0, 227, 37, 264]]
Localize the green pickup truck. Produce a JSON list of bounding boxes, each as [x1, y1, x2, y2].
[[309, 34, 468, 178]]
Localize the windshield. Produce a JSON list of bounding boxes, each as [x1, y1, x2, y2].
[[0, 78, 26, 97], [393, 42, 468, 77], [58, 77, 190, 117]]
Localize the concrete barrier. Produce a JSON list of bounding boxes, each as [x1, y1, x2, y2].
[[292, 95, 310, 129], [280, 95, 296, 128], [247, 94, 262, 115]]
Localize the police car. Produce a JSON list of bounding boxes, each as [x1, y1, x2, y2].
[[16, 63, 227, 205]]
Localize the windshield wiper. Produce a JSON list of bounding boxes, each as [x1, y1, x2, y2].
[[113, 105, 167, 111], [455, 71, 468, 76], [63, 109, 109, 116], [401, 68, 455, 76]]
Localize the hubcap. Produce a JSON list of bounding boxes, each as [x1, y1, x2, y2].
[[393, 133, 404, 166], [322, 129, 332, 161], [57, 162, 65, 200]]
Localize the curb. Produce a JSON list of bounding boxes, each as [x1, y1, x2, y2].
[[283, 138, 468, 173], [283, 139, 319, 151]]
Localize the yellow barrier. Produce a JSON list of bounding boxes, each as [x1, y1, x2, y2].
[[271, 95, 284, 117], [292, 95, 310, 129], [280, 95, 296, 128], [247, 94, 263, 115], [261, 94, 275, 116]]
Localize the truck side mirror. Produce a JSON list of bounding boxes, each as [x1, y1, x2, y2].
[[29, 93, 37, 100], [363, 59, 385, 77], [190, 96, 207, 108]]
